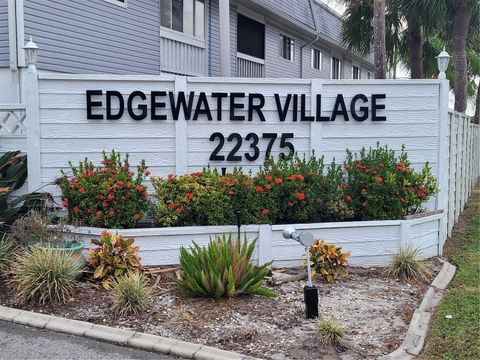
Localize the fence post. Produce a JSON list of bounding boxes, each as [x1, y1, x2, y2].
[[174, 76, 188, 175], [437, 80, 449, 252], [258, 224, 272, 265], [24, 61, 41, 192], [310, 79, 323, 154]]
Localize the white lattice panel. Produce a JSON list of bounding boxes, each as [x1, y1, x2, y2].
[[0, 105, 26, 136]]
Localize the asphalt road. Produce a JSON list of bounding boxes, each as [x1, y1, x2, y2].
[[0, 321, 176, 360]]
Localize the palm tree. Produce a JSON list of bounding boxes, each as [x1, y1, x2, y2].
[[342, 0, 480, 113], [373, 0, 387, 78], [401, 0, 479, 112], [341, 0, 428, 79]]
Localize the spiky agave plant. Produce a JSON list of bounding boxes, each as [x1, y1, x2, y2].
[[177, 234, 276, 299]]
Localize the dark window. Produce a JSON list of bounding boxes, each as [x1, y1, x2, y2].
[[279, 34, 294, 61], [237, 14, 265, 59], [353, 65, 360, 79], [331, 57, 341, 79], [311, 49, 322, 70], [161, 0, 205, 39]]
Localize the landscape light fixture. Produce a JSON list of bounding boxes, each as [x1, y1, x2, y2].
[[282, 226, 318, 319], [24, 36, 39, 68], [436, 47, 451, 80]]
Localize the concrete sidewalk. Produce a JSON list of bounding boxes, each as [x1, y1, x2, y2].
[[0, 320, 175, 360]]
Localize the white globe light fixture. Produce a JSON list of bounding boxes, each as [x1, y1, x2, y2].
[[436, 47, 451, 80], [24, 36, 39, 68]]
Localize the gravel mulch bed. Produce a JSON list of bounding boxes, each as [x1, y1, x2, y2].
[[0, 262, 442, 360]]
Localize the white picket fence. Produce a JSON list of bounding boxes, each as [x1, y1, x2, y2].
[[446, 110, 480, 237]]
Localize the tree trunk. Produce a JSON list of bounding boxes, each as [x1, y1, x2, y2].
[[373, 0, 387, 79], [452, 1, 472, 113], [475, 82, 480, 124], [407, 16, 423, 79]]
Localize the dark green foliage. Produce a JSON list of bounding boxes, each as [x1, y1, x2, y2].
[[177, 234, 276, 299], [0, 151, 47, 232]]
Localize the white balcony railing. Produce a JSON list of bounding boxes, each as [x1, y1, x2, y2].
[[160, 28, 207, 76], [236, 53, 265, 78]]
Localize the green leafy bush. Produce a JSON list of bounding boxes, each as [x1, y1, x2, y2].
[[87, 230, 143, 288], [111, 271, 151, 316], [8, 246, 82, 304], [386, 246, 432, 282], [177, 234, 276, 298], [341, 144, 438, 220], [316, 316, 346, 346], [258, 154, 344, 223], [57, 150, 150, 229], [309, 239, 350, 283], [151, 169, 233, 227]]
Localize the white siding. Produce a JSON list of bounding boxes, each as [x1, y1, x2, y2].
[[0, 0, 8, 67], [23, 0, 160, 74]]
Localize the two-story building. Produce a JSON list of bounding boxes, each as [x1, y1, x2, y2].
[[0, 0, 374, 102]]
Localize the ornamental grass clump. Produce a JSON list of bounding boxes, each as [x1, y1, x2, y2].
[[316, 316, 346, 346], [0, 235, 14, 273], [8, 246, 82, 304], [386, 246, 432, 282], [310, 239, 350, 283], [87, 230, 143, 289], [111, 271, 151, 316], [177, 234, 277, 299], [57, 150, 150, 229]]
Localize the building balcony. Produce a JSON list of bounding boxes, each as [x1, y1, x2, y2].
[[236, 53, 265, 78]]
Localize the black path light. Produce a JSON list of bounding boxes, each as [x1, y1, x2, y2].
[[282, 226, 318, 319]]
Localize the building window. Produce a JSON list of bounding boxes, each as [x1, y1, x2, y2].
[[104, 0, 127, 7], [366, 71, 372, 79], [311, 49, 322, 70], [352, 65, 360, 79], [279, 34, 294, 61], [331, 57, 341, 79], [237, 14, 265, 59], [161, 0, 205, 39]]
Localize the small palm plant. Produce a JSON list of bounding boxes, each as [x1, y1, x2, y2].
[[177, 234, 276, 299], [386, 246, 432, 282]]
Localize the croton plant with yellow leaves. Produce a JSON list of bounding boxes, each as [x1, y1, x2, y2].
[[309, 239, 350, 283]]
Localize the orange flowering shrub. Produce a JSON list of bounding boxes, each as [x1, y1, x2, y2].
[[58, 150, 150, 229], [258, 154, 343, 223], [341, 145, 438, 220], [151, 155, 344, 226]]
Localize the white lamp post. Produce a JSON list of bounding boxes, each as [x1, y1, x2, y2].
[[436, 47, 451, 80], [24, 36, 39, 69]]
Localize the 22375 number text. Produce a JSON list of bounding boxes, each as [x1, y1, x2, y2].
[[209, 132, 295, 162]]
